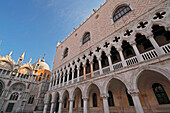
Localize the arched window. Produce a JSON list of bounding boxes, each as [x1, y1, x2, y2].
[[92, 93, 98, 107], [126, 89, 134, 106], [101, 51, 109, 68], [152, 25, 170, 46], [9, 92, 19, 101], [73, 97, 75, 108], [152, 83, 170, 104], [108, 91, 114, 106], [79, 63, 83, 76], [93, 56, 99, 71], [74, 66, 77, 78], [121, 40, 135, 59], [69, 69, 72, 80], [39, 77, 41, 81], [57, 77, 60, 85], [64, 97, 68, 108], [64, 71, 67, 82], [28, 95, 35, 104], [86, 60, 90, 74], [113, 5, 131, 22], [0, 82, 3, 97], [55, 97, 59, 112], [135, 33, 154, 53], [63, 48, 68, 58], [82, 32, 90, 45], [81, 96, 83, 107], [110, 46, 120, 64]]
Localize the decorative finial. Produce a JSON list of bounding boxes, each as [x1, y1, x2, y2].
[[9, 51, 13, 56], [41, 54, 46, 62], [21, 51, 25, 58], [29, 58, 32, 63], [38, 56, 41, 62], [57, 42, 60, 47]]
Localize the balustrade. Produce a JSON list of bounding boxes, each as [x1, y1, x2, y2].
[[79, 76, 84, 81], [86, 73, 91, 79], [161, 44, 170, 54], [125, 56, 138, 66], [102, 66, 110, 74], [113, 62, 123, 70], [141, 49, 158, 61], [93, 70, 100, 77]]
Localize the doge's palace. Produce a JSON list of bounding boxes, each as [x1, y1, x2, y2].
[[45, 0, 170, 113]]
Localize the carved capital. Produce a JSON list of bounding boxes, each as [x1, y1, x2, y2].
[[83, 65, 86, 68], [97, 57, 102, 61], [100, 93, 109, 99], [69, 98, 74, 102], [89, 61, 94, 64], [129, 41, 136, 45], [82, 96, 89, 100], [128, 89, 140, 96], [59, 99, 63, 103], [106, 53, 111, 57], [117, 47, 122, 52]]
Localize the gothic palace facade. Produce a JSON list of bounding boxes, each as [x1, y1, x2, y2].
[[0, 52, 51, 113], [44, 0, 170, 113]]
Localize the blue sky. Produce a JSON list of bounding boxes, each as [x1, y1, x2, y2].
[[0, 0, 105, 70]]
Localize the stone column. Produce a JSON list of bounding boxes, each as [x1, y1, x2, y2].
[[58, 100, 63, 113], [147, 35, 164, 55], [131, 42, 143, 62], [129, 90, 144, 113], [67, 71, 70, 85], [97, 57, 103, 75], [49, 82, 52, 90], [117, 48, 127, 67], [83, 98, 88, 113], [43, 103, 48, 113], [83, 65, 86, 80], [72, 70, 74, 83], [50, 102, 55, 113], [89, 61, 94, 77], [69, 99, 74, 113], [77, 66, 80, 82], [62, 75, 65, 86], [58, 76, 61, 87], [106, 53, 113, 71], [101, 95, 110, 113], [55, 75, 58, 88]]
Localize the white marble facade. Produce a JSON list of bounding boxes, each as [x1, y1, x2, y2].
[[45, 0, 170, 113]]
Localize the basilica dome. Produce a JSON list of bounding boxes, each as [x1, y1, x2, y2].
[[38, 61, 50, 70], [33, 57, 50, 71]]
